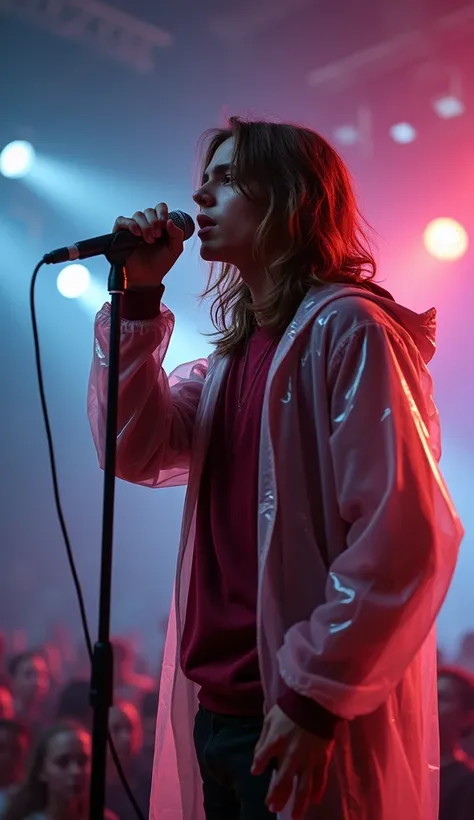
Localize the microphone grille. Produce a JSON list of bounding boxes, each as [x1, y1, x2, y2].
[[169, 210, 195, 240]]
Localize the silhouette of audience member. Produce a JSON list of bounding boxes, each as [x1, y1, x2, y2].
[[0, 720, 31, 815], [111, 640, 154, 705], [0, 635, 7, 689], [438, 666, 474, 820], [107, 702, 148, 820], [2, 721, 116, 820], [0, 690, 14, 722], [55, 681, 91, 732], [456, 632, 474, 672], [139, 691, 158, 783], [8, 654, 50, 736]]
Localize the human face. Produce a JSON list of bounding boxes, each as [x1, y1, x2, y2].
[[109, 704, 142, 762], [193, 137, 265, 273], [12, 655, 50, 707], [0, 727, 29, 788], [41, 729, 91, 805]]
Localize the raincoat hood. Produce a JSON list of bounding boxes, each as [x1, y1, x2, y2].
[[361, 281, 437, 364]]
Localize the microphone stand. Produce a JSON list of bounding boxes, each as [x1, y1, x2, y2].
[[88, 242, 130, 820]]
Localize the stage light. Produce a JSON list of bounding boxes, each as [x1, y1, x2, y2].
[[389, 123, 417, 144], [57, 264, 91, 298], [423, 218, 468, 261], [334, 125, 359, 146], [433, 95, 465, 119], [0, 141, 36, 178]]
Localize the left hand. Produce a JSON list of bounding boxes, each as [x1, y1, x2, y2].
[[252, 705, 334, 819]]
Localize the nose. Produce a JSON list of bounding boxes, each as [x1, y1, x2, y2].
[[193, 184, 215, 208], [68, 761, 83, 779]]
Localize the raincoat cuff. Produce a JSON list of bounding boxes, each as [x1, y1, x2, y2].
[[122, 285, 165, 320], [277, 684, 340, 739]]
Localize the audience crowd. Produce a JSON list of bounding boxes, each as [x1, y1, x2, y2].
[[0, 629, 159, 820], [1, 627, 474, 819]]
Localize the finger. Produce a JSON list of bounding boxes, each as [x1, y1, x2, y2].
[[132, 210, 155, 243], [291, 769, 314, 820], [265, 752, 298, 812], [252, 744, 274, 775], [154, 202, 169, 220], [252, 718, 271, 765], [166, 218, 184, 239], [152, 202, 169, 237], [145, 202, 168, 239], [112, 216, 141, 236], [143, 207, 163, 239], [252, 726, 273, 775]]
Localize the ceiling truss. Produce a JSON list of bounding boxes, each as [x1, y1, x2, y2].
[[0, 0, 173, 73]]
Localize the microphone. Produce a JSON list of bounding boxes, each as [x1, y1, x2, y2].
[[42, 210, 195, 265]]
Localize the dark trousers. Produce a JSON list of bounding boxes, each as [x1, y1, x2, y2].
[[193, 706, 277, 820]]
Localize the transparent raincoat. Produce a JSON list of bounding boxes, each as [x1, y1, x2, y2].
[[88, 283, 463, 819]]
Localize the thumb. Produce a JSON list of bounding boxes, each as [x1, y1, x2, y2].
[[166, 218, 184, 257]]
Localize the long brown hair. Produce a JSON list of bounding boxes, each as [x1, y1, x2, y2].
[[197, 116, 377, 356], [3, 721, 89, 820]]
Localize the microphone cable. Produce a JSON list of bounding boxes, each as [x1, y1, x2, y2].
[[29, 260, 146, 820]]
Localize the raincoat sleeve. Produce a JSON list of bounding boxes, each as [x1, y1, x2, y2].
[[87, 300, 208, 488], [277, 319, 463, 720]]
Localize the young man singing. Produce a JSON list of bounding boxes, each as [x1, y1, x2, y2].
[[88, 117, 463, 819]]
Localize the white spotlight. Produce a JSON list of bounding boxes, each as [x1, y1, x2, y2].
[[423, 218, 469, 261], [433, 95, 465, 120], [0, 140, 36, 179], [389, 123, 417, 144], [57, 264, 91, 299]]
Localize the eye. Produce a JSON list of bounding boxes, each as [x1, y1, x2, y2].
[[223, 173, 234, 185]]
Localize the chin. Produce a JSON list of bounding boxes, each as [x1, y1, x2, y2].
[[199, 242, 227, 263]]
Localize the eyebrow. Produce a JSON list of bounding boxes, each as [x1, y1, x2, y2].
[[201, 163, 232, 185]]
